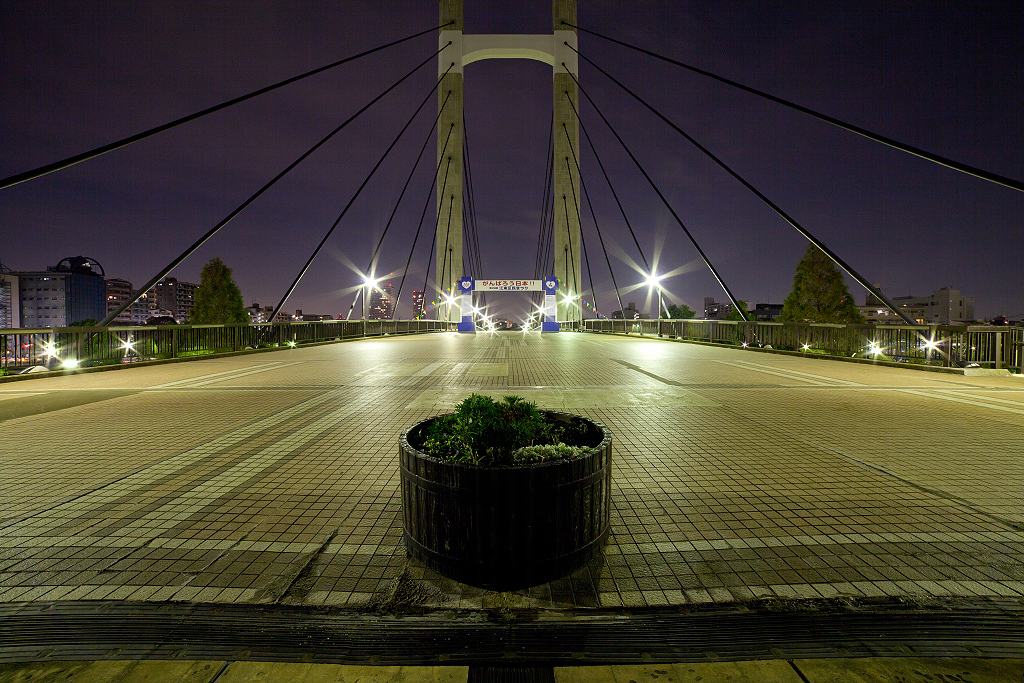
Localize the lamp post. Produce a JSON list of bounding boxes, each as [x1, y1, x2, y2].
[[362, 277, 373, 321], [646, 272, 665, 336]]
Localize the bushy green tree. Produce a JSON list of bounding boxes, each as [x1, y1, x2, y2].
[[190, 257, 248, 324], [778, 244, 864, 323], [724, 300, 749, 321], [662, 303, 695, 319]]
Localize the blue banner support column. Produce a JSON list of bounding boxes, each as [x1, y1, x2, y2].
[[542, 277, 560, 332], [457, 277, 476, 333]]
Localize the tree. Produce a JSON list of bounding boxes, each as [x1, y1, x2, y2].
[[662, 303, 695, 319], [190, 257, 248, 324], [724, 300, 749, 321], [778, 244, 865, 323]]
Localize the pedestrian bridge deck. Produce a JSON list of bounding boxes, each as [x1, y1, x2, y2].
[[1, 331, 1022, 613]]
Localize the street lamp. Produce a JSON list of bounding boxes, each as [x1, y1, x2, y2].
[[362, 275, 389, 322], [645, 272, 665, 336]]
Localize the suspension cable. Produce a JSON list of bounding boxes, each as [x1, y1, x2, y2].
[[563, 123, 624, 319], [534, 117, 555, 280], [560, 195, 580, 300], [1, 23, 453, 191], [438, 195, 456, 319], [463, 111, 485, 278], [560, 23, 1023, 194], [419, 157, 453, 317], [575, 49, 917, 326], [566, 103, 650, 275], [360, 85, 452, 306], [533, 117, 556, 312], [272, 53, 449, 322], [99, 43, 446, 327], [564, 156, 598, 318], [543, 200, 556, 280], [392, 122, 455, 319], [355, 90, 450, 322], [564, 73, 749, 321]]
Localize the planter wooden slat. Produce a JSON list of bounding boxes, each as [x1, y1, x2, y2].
[[399, 411, 612, 590]]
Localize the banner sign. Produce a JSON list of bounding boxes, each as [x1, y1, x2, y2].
[[475, 279, 544, 292]]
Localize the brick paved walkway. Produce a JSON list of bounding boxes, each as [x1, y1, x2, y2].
[[1, 331, 1022, 609]]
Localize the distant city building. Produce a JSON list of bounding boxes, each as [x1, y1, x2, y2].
[[751, 303, 783, 321], [11, 256, 106, 327], [703, 297, 733, 320], [368, 282, 394, 320], [243, 305, 288, 325], [859, 286, 974, 325], [612, 302, 647, 320], [247, 303, 269, 324], [1, 269, 20, 329], [153, 277, 198, 323], [129, 291, 158, 325], [293, 309, 334, 322], [411, 289, 425, 318], [105, 278, 134, 323]]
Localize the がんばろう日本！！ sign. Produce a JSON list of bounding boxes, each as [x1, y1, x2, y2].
[[475, 280, 543, 291]]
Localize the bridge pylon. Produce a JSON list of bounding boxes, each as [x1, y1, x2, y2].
[[437, 0, 580, 327]]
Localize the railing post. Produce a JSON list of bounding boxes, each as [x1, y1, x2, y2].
[[994, 330, 1003, 369]]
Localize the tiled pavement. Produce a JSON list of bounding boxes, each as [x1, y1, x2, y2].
[[1, 331, 1022, 610]]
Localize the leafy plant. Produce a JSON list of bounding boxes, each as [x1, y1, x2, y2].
[[511, 443, 587, 464], [419, 394, 591, 467]]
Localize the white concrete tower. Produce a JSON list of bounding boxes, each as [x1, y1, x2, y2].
[[437, 0, 580, 326], [437, 0, 464, 322], [552, 0, 580, 325]]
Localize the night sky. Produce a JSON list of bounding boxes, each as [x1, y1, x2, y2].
[[3, 1, 1022, 321]]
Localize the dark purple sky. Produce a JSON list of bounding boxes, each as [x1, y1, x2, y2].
[[3, 1, 1022, 321]]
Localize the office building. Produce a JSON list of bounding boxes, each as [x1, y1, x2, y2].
[[1, 270, 20, 329], [12, 256, 106, 327], [293, 309, 334, 321], [153, 277, 198, 323], [860, 286, 974, 325], [412, 290, 425, 319], [612, 302, 647, 320], [369, 283, 394, 320], [246, 303, 272, 324], [105, 278, 134, 323], [703, 297, 734, 320], [752, 303, 783, 321]]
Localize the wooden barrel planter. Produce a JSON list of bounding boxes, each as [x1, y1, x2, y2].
[[399, 411, 612, 590]]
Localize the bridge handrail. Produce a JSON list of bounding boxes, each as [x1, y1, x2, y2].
[[0, 319, 456, 373], [582, 318, 1023, 371]]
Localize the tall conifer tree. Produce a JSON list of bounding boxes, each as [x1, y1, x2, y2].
[[778, 244, 865, 323], [191, 257, 248, 324]]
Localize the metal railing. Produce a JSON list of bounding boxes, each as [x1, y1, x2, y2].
[[1, 319, 455, 374], [582, 318, 1023, 371]]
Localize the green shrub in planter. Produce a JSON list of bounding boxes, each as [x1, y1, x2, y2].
[[420, 393, 589, 466]]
